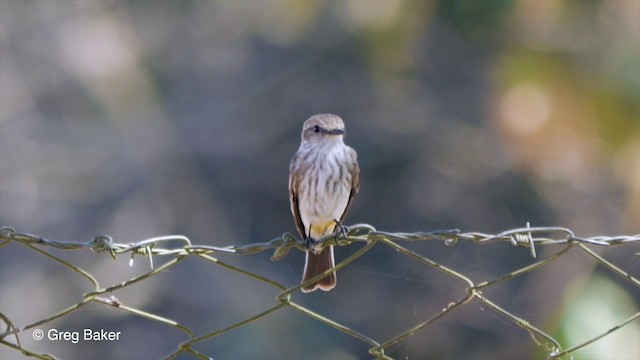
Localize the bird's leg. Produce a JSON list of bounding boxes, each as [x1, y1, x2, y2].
[[334, 220, 349, 240], [305, 236, 319, 253]]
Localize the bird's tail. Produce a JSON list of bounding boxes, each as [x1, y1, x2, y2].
[[301, 246, 336, 292]]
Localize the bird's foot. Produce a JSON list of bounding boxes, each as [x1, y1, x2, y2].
[[335, 223, 349, 240], [305, 237, 319, 253]]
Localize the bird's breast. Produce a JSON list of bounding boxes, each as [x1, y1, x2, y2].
[[297, 153, 352, 235]]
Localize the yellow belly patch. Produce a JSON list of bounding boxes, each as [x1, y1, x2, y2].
[[309, 220, 338, 239]]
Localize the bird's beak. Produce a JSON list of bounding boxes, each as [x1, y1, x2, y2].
[[327, 128, 345, 135]]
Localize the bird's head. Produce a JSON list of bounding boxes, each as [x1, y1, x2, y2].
[[301, 114, 346, 146]]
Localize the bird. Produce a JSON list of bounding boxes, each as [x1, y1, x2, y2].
[[289, 114, 360, 292]]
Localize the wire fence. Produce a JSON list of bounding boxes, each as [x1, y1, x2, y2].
[[1, 224, 638, 359]]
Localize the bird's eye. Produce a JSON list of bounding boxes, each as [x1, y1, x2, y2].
[[313, 125, 321, 133]]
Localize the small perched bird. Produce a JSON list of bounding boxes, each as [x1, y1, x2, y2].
[[289, 114, 360, 292]]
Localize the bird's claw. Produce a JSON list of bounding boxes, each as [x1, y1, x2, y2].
[[305, 237, 319, 253], [335, 223, 349, 240]]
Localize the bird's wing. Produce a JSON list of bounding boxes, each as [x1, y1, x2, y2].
[[289, 157, 307, 239], [339, 151, 360, 225]]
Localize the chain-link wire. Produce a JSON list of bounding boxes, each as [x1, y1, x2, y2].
[[1, 225, 638, 359]]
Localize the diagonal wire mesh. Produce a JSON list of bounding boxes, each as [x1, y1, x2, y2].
[[1, 224, 638, 359]]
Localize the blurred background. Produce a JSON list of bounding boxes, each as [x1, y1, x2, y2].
[[1, 0, 638, 359]]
